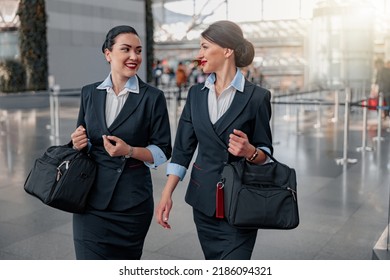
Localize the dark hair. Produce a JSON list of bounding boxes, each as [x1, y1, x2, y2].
[[201, 20, 254, 67], [102, 25, 139, 53]]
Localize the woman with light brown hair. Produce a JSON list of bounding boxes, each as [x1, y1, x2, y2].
[[156, 20, 273, 260]]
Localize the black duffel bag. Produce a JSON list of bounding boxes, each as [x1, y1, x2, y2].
[[220, 151, 299, 230], [24, 143, 96, 213]]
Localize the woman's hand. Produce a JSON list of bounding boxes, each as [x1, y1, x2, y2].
[[228, 129, 255, 158], [102, 135, 130, 157], [71, 125, 88, 151], [155, 191, 173, 229], [155, 175, 180, 229]]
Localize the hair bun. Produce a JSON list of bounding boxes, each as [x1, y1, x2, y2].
[[235, 39, 254, 67]]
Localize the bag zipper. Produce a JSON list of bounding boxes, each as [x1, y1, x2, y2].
[[56, 160, 70, 181]]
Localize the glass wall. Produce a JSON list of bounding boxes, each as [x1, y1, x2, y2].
[[0, 30, 19, 60], [309, 1, 374, 90], [0, 0, 20, 60]]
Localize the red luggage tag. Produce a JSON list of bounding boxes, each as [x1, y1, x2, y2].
[[216, 180, 225, 218]]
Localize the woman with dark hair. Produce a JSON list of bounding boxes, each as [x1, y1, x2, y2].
[[156, 20, 273, 260], [71, 25, 172, 259]]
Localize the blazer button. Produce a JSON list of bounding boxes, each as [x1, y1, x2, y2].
[[116, 168, 122, 173]]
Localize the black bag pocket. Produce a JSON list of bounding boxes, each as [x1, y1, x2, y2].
[[24, 158, 59, 204], [232, 185, 299, 229], [48, 156, 96, 213]]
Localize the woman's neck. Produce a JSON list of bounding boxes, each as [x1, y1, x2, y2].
[[214, 66, 237, 95], [111, 75, 128, 95]]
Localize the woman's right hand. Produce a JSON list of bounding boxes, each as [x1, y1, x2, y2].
[[71, 125, 88, 151], [156, 175, 180, 229], [155, 191, 173, 229]]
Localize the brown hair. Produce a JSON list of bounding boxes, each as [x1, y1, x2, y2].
[[201, 20, 254, 67]]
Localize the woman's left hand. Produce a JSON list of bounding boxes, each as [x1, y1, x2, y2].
[[102, 135, 130, 157], [228, 129, 255, 158]]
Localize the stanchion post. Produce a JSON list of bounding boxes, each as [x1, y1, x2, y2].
[[52, 85, 60, 145], [270, 89, 275, 133], [356, 97, 374, 152], [296, 104, 301, 135], [270, 91, 281, 145], [49, 89, 55, 139], [314, 90, 322, 128], [373, 93, 385, 142], [331, 90, 339, 123], [335, 88, 358, 165], [283, 90, 291, 120], [48, 75, 56, 140], [387, 180, 390, 250], [173, 88, 178, 129], [314, 100, 322, 129]]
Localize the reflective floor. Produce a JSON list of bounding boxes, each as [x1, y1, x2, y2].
[[0, 93, 389, 260]]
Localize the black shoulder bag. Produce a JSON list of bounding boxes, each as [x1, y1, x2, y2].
[[219, 151, 299, 230], [24, 143, 96, 213]]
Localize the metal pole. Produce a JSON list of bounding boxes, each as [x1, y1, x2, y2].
[[270, 91, 281, 145], [53, 85, 60, 144], [335, 88, 357, 165], [173, 88, 178, 129], [283, 91, 291, 120], [331, 90, 339, 123], [387, 180, 390, 250], [48, 75, 56, 140], [373, 93, 385, 142], [270, 90, 275, 133], [316, 101, 322, 128], [342, 94, 348, 161], [356, 98, 374, 152], [314, 91, 321, 129], [296, 104, 301, 135], [49, 90, 55, 139]]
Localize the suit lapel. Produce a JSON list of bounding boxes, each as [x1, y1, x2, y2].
[[92, 87, 110, 134], [108, 80, 146, 132], [213, 81, 255, 136], [197, 87, 227, 149]]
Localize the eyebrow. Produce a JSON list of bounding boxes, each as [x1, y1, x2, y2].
[[119, 43, 142, 49]]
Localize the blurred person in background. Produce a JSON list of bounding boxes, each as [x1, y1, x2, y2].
[[175, 61, 188, 101]]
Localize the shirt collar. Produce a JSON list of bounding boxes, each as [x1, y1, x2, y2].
[[202, 68, 245, 92], [96, 73, 140, 94]]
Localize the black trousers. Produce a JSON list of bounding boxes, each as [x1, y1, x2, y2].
[[73, 196, 153, 260], [193, 208, 258, 260]]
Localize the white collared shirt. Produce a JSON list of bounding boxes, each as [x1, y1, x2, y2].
[[97, 74, 139, 127], [105, 88, 129, 127], [205, 70, 245, 124]]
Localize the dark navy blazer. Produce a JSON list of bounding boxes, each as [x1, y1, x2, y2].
[[76, 78, 172, 211], [171, 80, 273, 216]]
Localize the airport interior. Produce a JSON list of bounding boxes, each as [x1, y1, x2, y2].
[[1, 0, 390, 260]]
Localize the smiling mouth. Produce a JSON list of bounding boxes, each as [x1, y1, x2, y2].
[[126, 63, 137, 69]]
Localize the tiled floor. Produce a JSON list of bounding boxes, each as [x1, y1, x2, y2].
[[0, 92, 389, 260]]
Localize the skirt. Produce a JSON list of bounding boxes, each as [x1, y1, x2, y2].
[[73, 196, 153, 260], [193, 208, 258, 260]]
